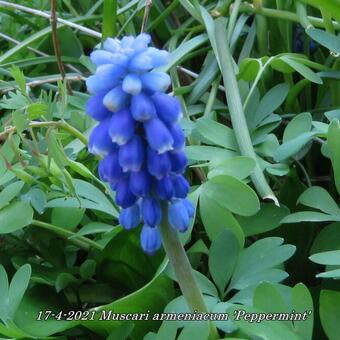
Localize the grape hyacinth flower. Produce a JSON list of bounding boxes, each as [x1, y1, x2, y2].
[[86, 33, 193, 255]]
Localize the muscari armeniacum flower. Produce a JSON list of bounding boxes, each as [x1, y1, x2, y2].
[[85, 33, 194, 255]]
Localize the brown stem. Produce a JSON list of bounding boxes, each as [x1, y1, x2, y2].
[[50, 0, 72, 94], [141, 0, 153, 33]]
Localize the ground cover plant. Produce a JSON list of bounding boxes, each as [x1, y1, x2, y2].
[[0, 0, 340, 339]]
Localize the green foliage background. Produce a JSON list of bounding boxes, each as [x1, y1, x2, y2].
[[0, 0, 340, 339]]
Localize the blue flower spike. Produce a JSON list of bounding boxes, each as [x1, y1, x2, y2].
[[86, 33, 193, 255]]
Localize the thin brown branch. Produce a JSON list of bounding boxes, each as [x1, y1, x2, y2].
[[50, 0, 72, 94], [141, 0, 153, 33]]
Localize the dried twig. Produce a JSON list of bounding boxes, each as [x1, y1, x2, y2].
[[141, 0, 153, 33], [50, 0, 72, 94]]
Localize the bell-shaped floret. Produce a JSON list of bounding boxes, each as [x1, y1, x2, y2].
[[171, 175, 190, 198], [90, 50, 115, 66], [108, 109, 135, 146], [103, 86, 129, 112], [119, 204, 141, 230], [147, 47, 170, 68], [130, 93, 156, 122], [129, 170, 151, 197], [168, 200, 190, 233], [121, 36, 135, 49], [144, 118, 173, 154], [155, 175, 174, 200], [147, 148, 171, 179], [142, 197, 162, 227], [118, 135, 144, 172], [86, 92, 111, 121], [114, 177, 137, 208], [88, 119, 116, 156], [169, 150, 187, 174], [152, 93, 181, 124], [168, 123, 185, 150], [141, 72, 171, 93], [122, 73, 142, 95], [129, 51, 153, 72], [140, 225, 162, 255], [98, 151, 123, 184], [103, 37, 120, 53], [86, 64, 124, 94], [133, 33, 151, 52], [182, 198, 194, 218]]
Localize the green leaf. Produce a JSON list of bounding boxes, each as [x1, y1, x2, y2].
[[55, 273, 78, 293], [0, 201, 33, 234], [250, 83, 289, 130], [282, 211, 340, 223], [7, 265, 31, 319], [309, 250, 340, 265], [311, 222, 340, 254], [327, 119, 340, 194], [199, 190, 245, 246], [209, 230, 240, 293], [292, 283, 314, 340], [208, 156, 255, 180], [21, 188, 46, 214], [47, 180, 118, 217], [0, 265, 9, 323], [202, 175, 260, 216], [199, 6, 220, 68], [317, 269, 340, 279], [280, 56, 323, 84], [320, 290, 340, 340], [9, 66, 26, 95], [274, 132, 315, 162], [70, 222, 114, 238], [80, 259, 96, 279], [298, 186, 340, 215], [186, 146, 237, 162], [0, 181, 24, 210], [229, 238, 295, 291], [27, 102, 48, 120], [253, 283, 290, 323], [51, 207, 85, 230], [283, 112, 312, 142], [12, 110, 28, 134], [47, 129, 68, 169], [306, 27, 340, 54], [196, 118, 238, 150], [238, 58, 263, 81], [179, 0, 202, 22], [237, 203, 290, 236]]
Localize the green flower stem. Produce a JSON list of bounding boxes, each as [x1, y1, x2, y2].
[[213, 3, 340, 30], [159, 206, 219, 339], [0, 120, 87, 145], [215, 19, 278, 204], [32, 219, 104, 251]]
